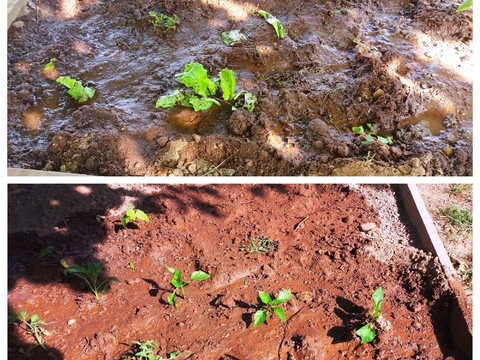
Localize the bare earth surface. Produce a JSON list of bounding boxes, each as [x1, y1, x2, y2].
[[8, 184, 470, 359], [7, 0, 472, 176], [416, 184, 473, 302]]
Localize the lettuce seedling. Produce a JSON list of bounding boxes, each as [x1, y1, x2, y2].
[[254, 289, 291, 327], [60, 259, 120, 299], [456, 0, 472, 12], [356, 286, 384, 343], [156, 62, 256, 112], [222, 29, 247, 46], [56, 76, 95, 103], [166, 266, 210, 308], [8, 311, 50, 351], [44, 58, 58, 71], [122, 204, 150, 227], [149, 11, 180, 31], [258, 10, 284, 39], [352, 123, 392, 146]]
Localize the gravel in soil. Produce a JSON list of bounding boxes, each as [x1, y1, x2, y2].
[[8, 184, 469, 359], [7, 0, 472, 176]]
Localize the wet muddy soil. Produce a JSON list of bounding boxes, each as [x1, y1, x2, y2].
[[8, 184, 471, 359], [7, 0, 472, 176]]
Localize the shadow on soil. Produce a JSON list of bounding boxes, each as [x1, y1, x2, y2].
[[7, 184, 292, 359]]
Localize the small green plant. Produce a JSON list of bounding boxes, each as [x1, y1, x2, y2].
[[156, 61, 257, 112], [440, 205, 473, 232], [44, 58, 58, 71], [56, 75, 95, 103], [128, 262, 135, 270], [456, 0, 472, 12], [352, 123, 392, 146], [166, 266, 210, 308], [258, 10, 284, 39], [254, 289, 291, 327], [60, 259, 120, 299], [38, 245, 64, 258], [149, 11, 180, 31], [122, 204, 150, 227], [132, 340, 182, 360], [8, 311, 50, 352], [221, 29, 248, 46], [353, 38, 382, 60], [240, 236, 278, 254], [356, 286, 384, 343]]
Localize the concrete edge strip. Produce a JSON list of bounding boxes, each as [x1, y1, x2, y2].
[[397, 184, 472, 359]]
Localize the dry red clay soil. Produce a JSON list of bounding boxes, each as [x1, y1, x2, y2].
[[7, 184, 470, 360]]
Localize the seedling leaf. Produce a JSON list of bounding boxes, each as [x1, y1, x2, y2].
[[168, 292, 177, 308], [44, 58, 57, 71], [56, 76, 95, 103], [166, 265, 176, 274], [219, 68, 236, 101], [371, 286, 384, 319], [273, 307, 286, 322], [254, 309, 267, 327], [352, 126, 364, 135], [188, 96, 220, 111], [272, 289, 292, 305], [175, 62, 218, 98], [258, 10, 284, 39], [457, 0, 472, 12], [221, 30, 247, 46], [259, 291, 272, 305], [171, 270, 184, 288], [190, 270, 210, 281], [356, 323, 376, 343], [156, 90, 187, 109], [233, 90, 257, 112], [135, 209, 150, 222]]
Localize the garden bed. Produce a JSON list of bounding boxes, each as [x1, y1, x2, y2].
[[7, 0, 472, 176], [8, 184, 471, 359]]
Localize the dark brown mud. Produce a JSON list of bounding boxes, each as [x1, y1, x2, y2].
[[7, 0, 472, 175]]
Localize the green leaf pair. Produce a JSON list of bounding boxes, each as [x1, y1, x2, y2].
[[352, 123, 393, 146], [166, 266, 210, 308], [122, 204, 150, 227], [254, 289, 291, 327], [356, 286, 384, 343], [60, 259, 120, 299]]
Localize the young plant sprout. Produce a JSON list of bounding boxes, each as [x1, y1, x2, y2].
[[8, 311, 50, 352], [122, 204, 150, 227], [149, 11, 180, 31], [56, 76, 95, 103], [258, 10, 284, 39], [156, 61, 257, 112], [356, 286, 384, 343], [254, 289, 291, 327], [60, 259, 120, 299], [166, 266, 210, 308], [352, 123, 392, 146], [221, 29, 247, 46]]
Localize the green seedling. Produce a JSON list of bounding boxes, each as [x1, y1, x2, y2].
[[356, 286, 384, 343], [133, 340, 182, 360], [352, 123, 392, 146], [440, 205, 472, 232], [38, 245, 64, 258], [156, 61, 257, 112], [241, 236, 278, 254], [128, 262, 135, 270], [60, 259, 120, 299], [56, 76, 95, 103], [166, 266, 210, 308], [221, 29, 247, 46], [122, 204, 150, 227], [8, 311, 50, 351], [44, 58, 58, 71], [149, 11, 180, 31], [258, 10, 284, 39], [456, 0, 472, 12], [254, 289, 291, 327]]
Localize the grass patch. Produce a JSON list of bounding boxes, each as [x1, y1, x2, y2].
[[440, 205, 472, 232]]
